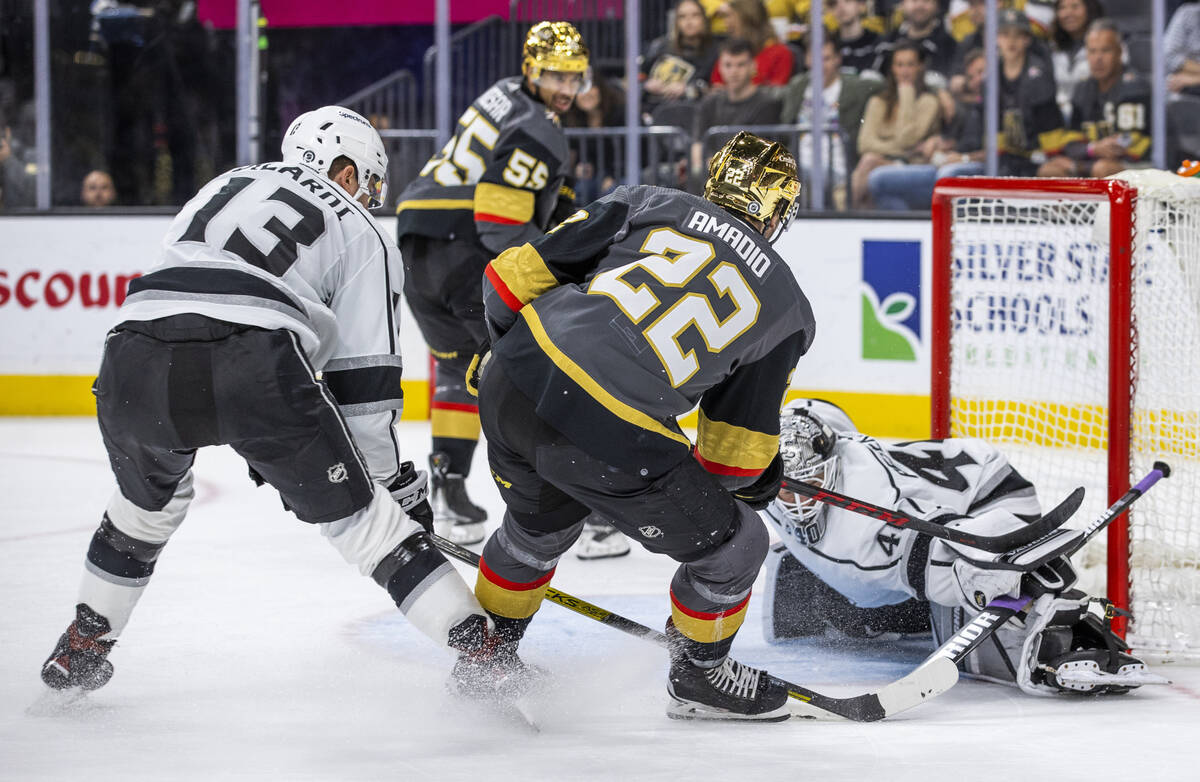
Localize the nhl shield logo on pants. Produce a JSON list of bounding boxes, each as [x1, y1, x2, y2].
[[327, 463, 349, 483], [638, 525, 663, 539]]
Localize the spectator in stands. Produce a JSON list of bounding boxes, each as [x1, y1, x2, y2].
[[990, 9, 1071, 175], [561, 72, 627, 203], [1050, 0, 1106, 122], [692, 38, 783, 184], [832, 0, 884, 74], [872, 0, 958, 83], [0, 116, 35, 210], [866, 46, 986, 210], [1039, 19, 1150, 177], [80, 169, 117, 208], [711, 0, 796, 86], [642, 0, 720, 108], [1165, 0, 1200, 96], [779, 38, 882, 208], [852, 39, 943, 208]]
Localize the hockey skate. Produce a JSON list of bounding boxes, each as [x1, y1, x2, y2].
[[667, 656, 790, 721], [446, 615, 539, 701], [665, 622, 789, 721], [575, 515, 631, 560], [429, 452, 487, 545], [41, 604, 116, 691]]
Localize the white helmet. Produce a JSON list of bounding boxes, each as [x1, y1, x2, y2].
[[770, 402, 843, 544], [282, 105, 388, 209], [782, 397, 856, 435]]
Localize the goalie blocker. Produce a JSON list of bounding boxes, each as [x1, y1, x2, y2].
[[760, 398, 1165, 696]]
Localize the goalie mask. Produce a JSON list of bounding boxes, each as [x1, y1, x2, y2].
[[523, 21, 592, 97], [704, 131, 801, 244], [771, 406, 840, 545], [282, 105, 389, 209]]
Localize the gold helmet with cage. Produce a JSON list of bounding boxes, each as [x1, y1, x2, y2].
[[704, 131, 802, 243], [522, 21, 591, 93]]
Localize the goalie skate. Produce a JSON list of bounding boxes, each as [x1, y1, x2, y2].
[[1043, 654, 1170, 694]]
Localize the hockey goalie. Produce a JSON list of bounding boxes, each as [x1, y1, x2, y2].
[[761, 398, 1168, 695]]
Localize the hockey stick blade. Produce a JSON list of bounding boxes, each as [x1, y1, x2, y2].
[[430, 533, 956, 721], [783, 478, 1085, 554]]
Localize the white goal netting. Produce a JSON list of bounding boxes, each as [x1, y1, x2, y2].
[[940, 171, 1200, 659]]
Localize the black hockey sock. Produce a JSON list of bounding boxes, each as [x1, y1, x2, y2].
[[431, 439, 477, 478]]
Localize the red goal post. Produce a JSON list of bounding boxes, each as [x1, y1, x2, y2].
[[931, 177, 1137, 633]]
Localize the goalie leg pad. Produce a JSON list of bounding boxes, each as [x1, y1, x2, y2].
[[764, 544, 931, 643]]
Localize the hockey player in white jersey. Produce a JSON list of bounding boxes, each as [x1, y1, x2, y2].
[[40, 106, 500, 694], [761, 398, 1162, 695]]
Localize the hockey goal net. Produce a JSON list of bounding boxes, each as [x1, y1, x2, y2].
[[931, 172, 1200, 659]]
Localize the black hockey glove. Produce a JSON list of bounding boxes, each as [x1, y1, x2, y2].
[[731, 452, 783, 511], [387, 461, 433, 534], [465, 338, 491, 398]]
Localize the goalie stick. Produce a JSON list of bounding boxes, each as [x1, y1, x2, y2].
[[783, 477, 1085, 553], [429, 534, 958, 722], [920, 461, 1171, 669]]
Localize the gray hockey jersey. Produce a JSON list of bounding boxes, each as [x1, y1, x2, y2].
[[394, 77, 573, 254], [482, 185, 815, 485], [117, 162, 406, 481]]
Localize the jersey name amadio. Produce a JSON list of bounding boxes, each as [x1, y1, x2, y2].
[[684, 209, 773, 279]]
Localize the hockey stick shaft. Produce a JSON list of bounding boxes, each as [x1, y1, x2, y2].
[[928, 461, 1170, 666], [783, 477, 1084, 553], [428, 533, 956, 721]]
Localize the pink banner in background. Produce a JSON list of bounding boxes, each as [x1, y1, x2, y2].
[[196, 1, 513, 29]]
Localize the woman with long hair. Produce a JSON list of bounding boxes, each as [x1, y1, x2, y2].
[[710, 0, 795, 86], [642, 0, 721, 105], [1050, 0, 1106, 121], [851, 39, 943, 208]]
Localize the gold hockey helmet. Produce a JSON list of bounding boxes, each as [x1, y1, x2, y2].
[[704, 131, 801, 243], [522, 21, 591, 91]]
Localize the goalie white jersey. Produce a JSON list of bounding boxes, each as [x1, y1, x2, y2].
[[764, 434, 1042, 609]]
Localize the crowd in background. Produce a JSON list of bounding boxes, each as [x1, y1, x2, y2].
[[3, 0, 1200, 211]]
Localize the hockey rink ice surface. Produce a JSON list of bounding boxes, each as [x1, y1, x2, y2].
[[3, 419, 1199, 781]]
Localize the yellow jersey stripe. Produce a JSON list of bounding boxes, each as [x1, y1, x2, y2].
[[395, 198, 475, 213], [522, 307, 693, 449], [475, 182, 535, 223], [695, 411, 778, 474]]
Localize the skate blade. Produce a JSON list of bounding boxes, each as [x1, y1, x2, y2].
[[1056, 662, 1171, 691], [665, 698, 791, 722], [26, 686, 102, 717], [447, 682, 541, 733], [575, 546, 631, 561]]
